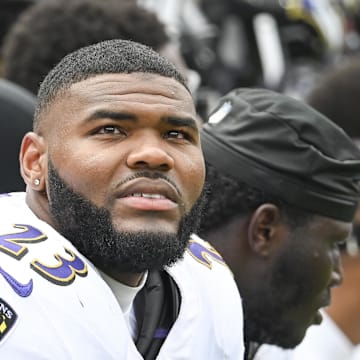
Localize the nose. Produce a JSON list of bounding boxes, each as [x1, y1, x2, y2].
[[330, 248, 343, 287], [126, 135, 175, 171]]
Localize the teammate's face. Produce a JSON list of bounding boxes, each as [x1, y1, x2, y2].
[[36, 73, 205, 273], [243, 216, 350, 348]]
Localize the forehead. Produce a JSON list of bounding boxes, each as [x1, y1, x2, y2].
[[74, 70, 187, 91], [72, 72, 192, 109], [45, 72, 196, 132]]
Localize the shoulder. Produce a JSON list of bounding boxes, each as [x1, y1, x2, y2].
[[0, 211, 133, 357], [167, 234, 238, 303], [164, 234, 245, 358], [173, 233, 234, 283], [0, 192, 26, 213], [0, 192, 95, 300], [186, 233, 231, 270]]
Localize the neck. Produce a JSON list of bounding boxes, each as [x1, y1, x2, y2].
[[103, 271, 145, 287], [26, 188, 54, 226]]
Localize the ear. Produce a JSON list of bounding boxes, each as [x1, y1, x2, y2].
[[247, 204, 283, 257], [20, 132, 47, 191]]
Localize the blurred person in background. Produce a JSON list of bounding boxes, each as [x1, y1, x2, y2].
[[193, 0, 347, 107], [0, 0, 36, 193], [0, 78, 35, 193], [136, 0, 208, 93], [0, 0, 34, 72], [1, 0, 200, 99]]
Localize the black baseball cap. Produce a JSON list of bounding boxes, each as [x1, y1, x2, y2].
[[201, 87, 360, 222]]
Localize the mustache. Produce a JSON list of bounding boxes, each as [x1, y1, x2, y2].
[[116, 171, 182, 197]]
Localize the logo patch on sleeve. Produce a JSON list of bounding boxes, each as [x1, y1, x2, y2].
[[0, 298, 17, 341]]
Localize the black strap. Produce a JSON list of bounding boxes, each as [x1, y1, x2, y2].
[[134, 270, 181, 360]]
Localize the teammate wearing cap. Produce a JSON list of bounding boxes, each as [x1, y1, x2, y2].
[[198, 87, 360, 359], [254, 59, 360, 360]]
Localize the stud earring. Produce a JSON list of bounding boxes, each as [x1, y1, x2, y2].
[[34, 179, 40, 186]]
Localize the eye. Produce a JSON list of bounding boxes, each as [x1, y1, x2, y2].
[[92, 125, 128, 139], [167, 130, 185, 139], [97, 125, 124, 135], [165, 130, 193, 142]]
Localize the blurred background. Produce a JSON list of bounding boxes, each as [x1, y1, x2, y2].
[[3, 0, 360, 119], [138, 0, 360, 117]]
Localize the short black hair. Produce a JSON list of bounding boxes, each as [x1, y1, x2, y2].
[[1, 0, 169, 94], [34, 38, 188, 131], [198, 162, 314, 237]]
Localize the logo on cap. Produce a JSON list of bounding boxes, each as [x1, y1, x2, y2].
[[208, 100, 232, 125]]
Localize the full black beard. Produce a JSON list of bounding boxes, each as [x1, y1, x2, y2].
[[47, 160, 206, 274]]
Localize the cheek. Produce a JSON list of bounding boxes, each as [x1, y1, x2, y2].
[[175, 150, 205, 204], [310, 246, 333, 273], [272, 243, 332, 299], [51, 147, 119, 203], [300, 246, 334, 295]]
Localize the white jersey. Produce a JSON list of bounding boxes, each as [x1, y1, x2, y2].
[[0, 193, 244, 359], [255, 311, 360, 360]]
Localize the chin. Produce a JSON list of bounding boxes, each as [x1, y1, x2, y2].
[[113, 218, 178, 235], [255, 319, 309, 349], [274, 328, 308, 349]]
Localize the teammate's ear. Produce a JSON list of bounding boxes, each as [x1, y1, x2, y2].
[[247, 204, 281, 257], [20, 132, 47, 190]]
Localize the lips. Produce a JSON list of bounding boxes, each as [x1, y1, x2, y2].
[[130, 193, 167, 199], [116, 177, 181, 204]]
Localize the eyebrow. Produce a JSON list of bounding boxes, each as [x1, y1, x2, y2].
[[87, 110, 136, 122], [163, 116, 198, 131], [86, 110, 198, 130]]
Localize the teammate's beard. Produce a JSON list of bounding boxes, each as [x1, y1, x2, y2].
[[243, 233, 315, 349], [47, 160, 206, 274]]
